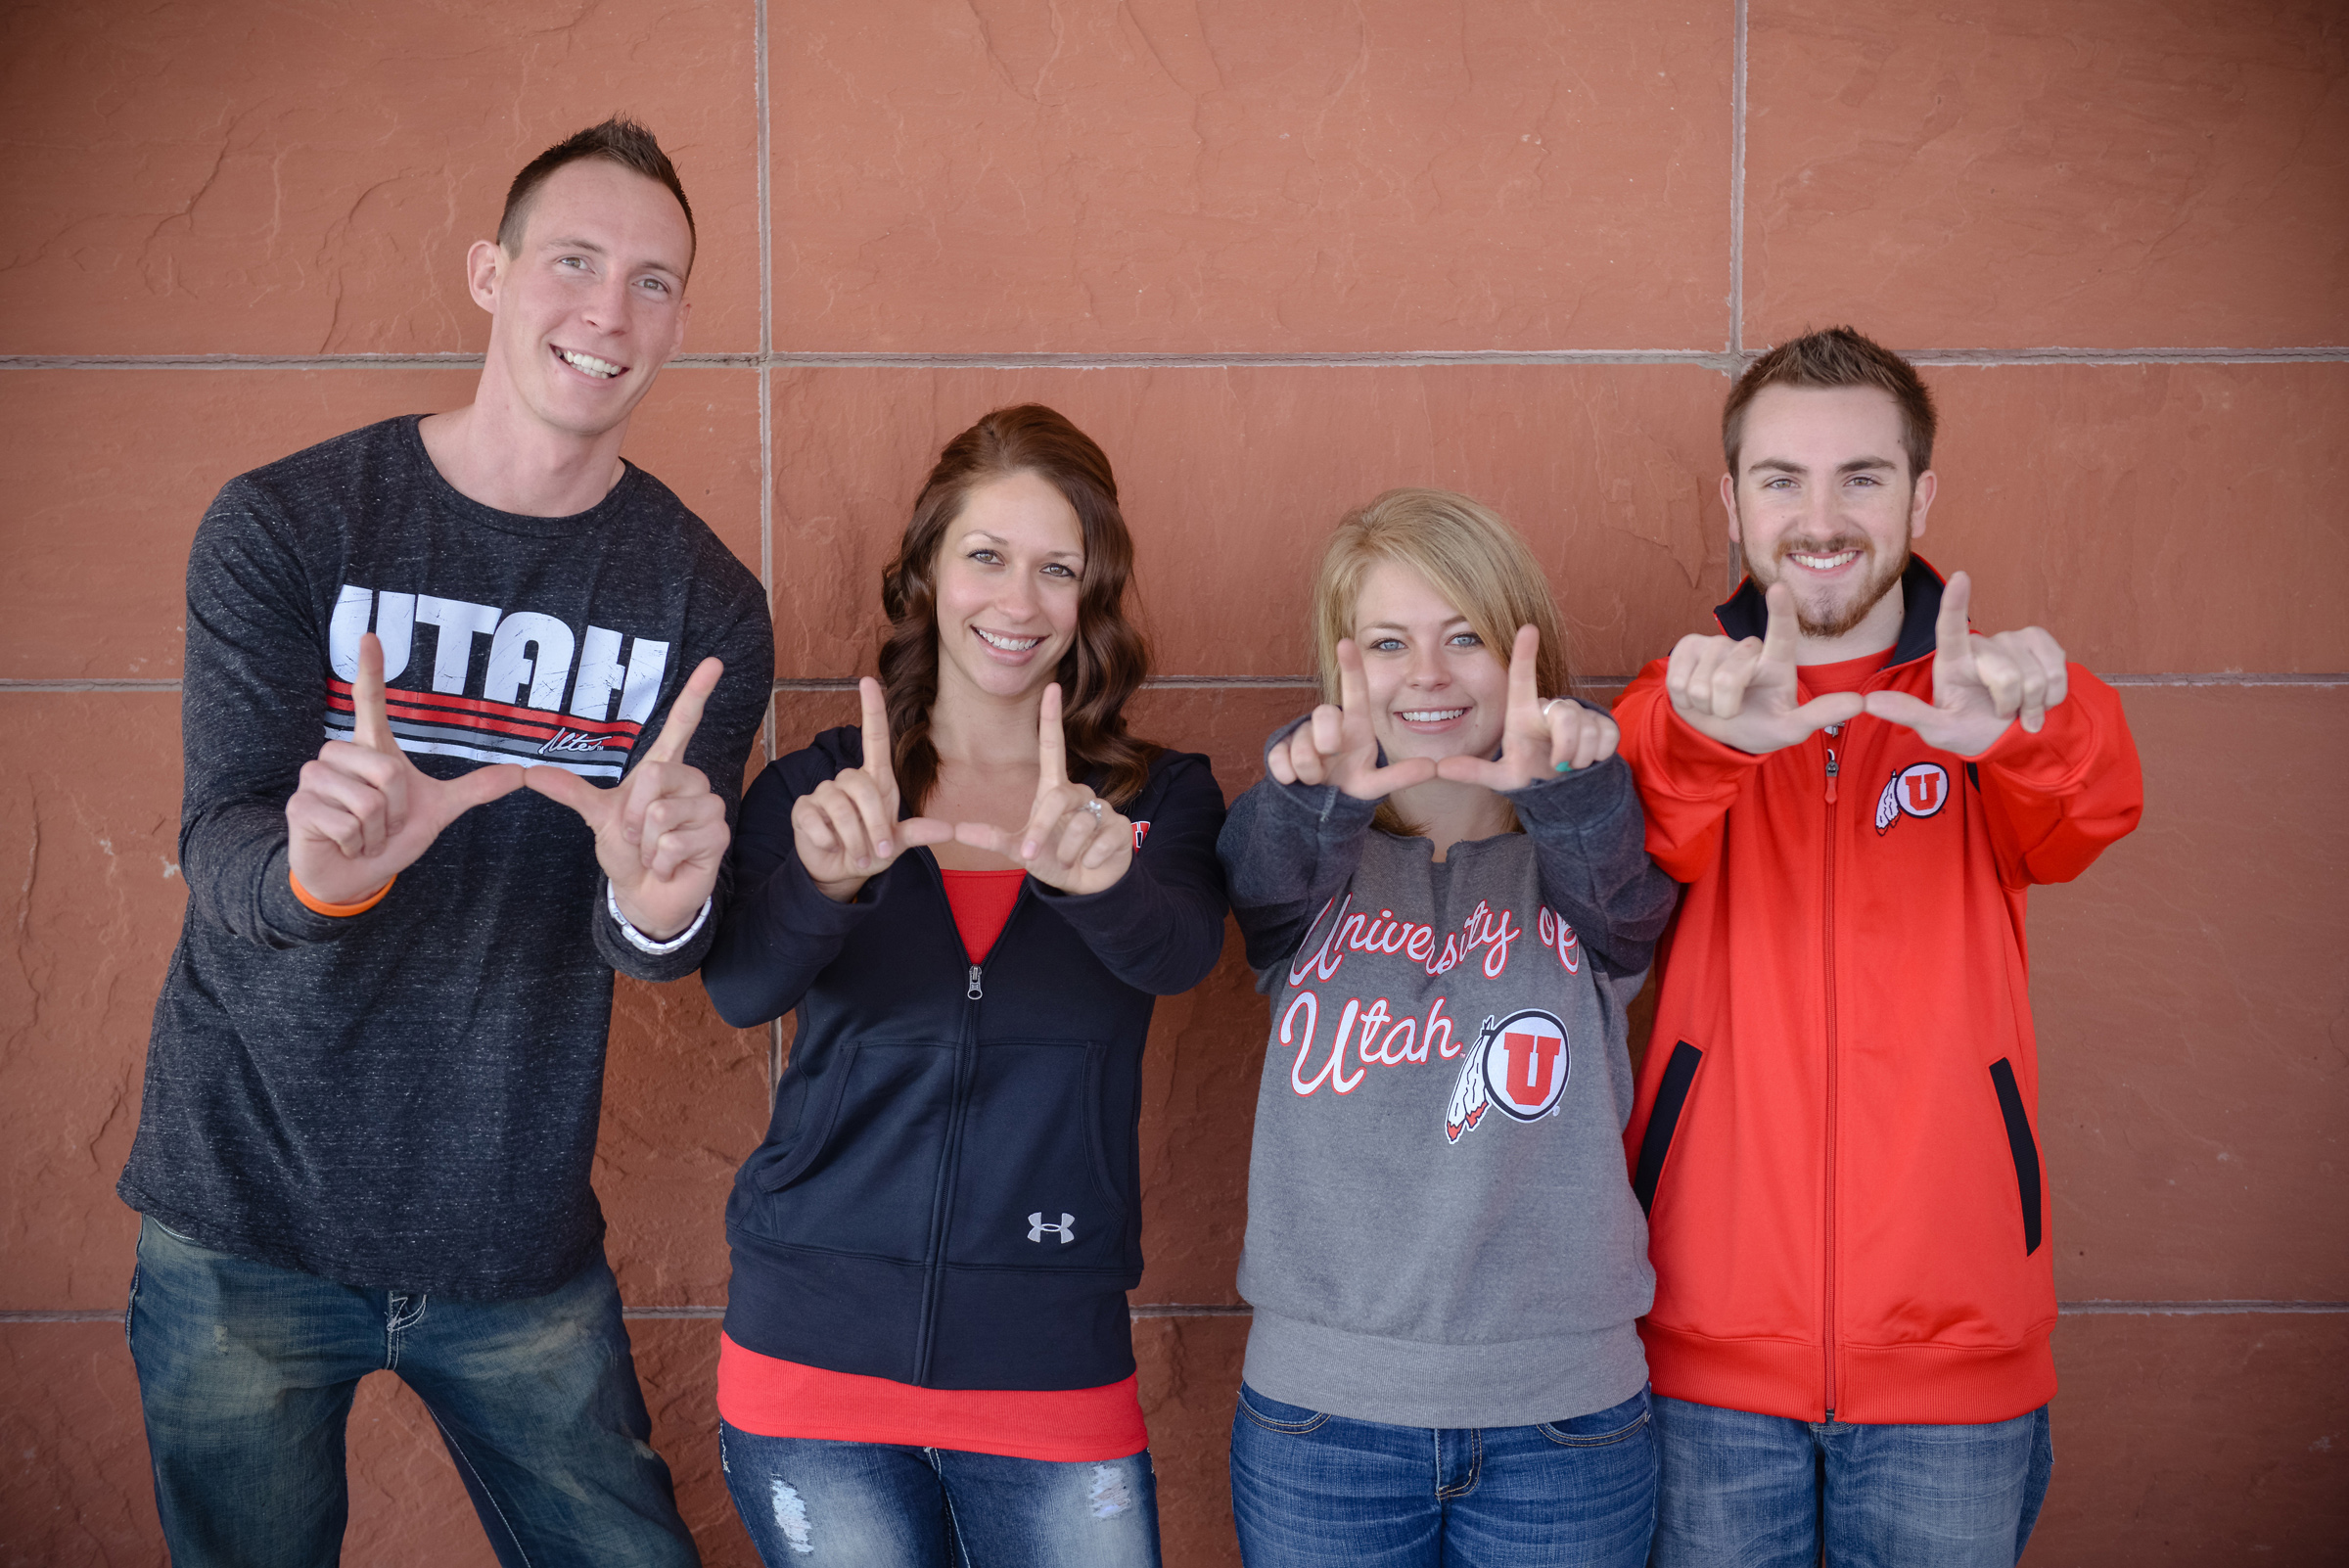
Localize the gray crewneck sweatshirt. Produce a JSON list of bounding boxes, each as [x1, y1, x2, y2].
[[1220, 715, 1680, 1427]]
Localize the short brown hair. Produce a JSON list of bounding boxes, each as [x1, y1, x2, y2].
[[1723, 326, 1936, 479], [497, 117, 695, 266], [1312, 488, 1572, 837], [878, 405, 1159, 809]]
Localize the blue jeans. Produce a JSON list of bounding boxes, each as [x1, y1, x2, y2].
[[125, 1215, 698, 1568], [1227, 1382, 1657, 1567], [717, 1421, 1162, 1566], [1649, 1395, 2052, 1568]]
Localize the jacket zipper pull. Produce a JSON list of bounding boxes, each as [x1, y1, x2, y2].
[[966, 964, 984, 1001], [1823, 724, 1841, 805]]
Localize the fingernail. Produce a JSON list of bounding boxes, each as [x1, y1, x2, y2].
[[1021, 842, 1037, 859], [854, 855, 870, 869], [876, 840, 893, 857], [1555, 761, 1575, 773]]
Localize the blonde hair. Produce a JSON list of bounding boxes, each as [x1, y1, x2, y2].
[[1309, 488, 1575, 837]]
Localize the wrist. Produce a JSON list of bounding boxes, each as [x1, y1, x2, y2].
[[290, 867, 395, 917], [607, 883, 711, 954]]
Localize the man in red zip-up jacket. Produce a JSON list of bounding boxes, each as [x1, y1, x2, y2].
[[1617, 327, 2142, 1567]]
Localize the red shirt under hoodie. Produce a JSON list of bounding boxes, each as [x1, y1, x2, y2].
[[1617, 561, 2143, 1425]]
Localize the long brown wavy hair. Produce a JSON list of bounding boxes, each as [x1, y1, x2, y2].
[[878, 404, 1159, 810]]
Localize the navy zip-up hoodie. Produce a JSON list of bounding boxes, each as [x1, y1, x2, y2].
[[704, 726, 1228, 1390]]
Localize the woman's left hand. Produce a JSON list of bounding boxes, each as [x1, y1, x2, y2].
[[952, 683, 1135, 895], [1435, 625, 1620, 792]]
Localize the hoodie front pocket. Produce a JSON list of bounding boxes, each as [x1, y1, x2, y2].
[[754, 1040, 959, 1262], [944, 1040, 1126, 1268]]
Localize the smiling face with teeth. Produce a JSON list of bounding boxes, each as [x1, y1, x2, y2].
[[931, 470, 1087, 706], [1351, 561, 1512, 766], [1724, 384, 1938, 655], [471, 158, 694, 445]]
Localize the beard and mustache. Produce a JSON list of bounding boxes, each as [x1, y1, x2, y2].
[[1749, 531, 1911, 640]]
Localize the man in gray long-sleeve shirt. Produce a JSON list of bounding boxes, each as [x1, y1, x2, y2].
[[115, 119, 770, 1568]]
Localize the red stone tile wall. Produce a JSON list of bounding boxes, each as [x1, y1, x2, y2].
[[3, 2, 2342, 1563]]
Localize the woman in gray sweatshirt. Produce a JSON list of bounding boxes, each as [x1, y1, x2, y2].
[[1217, 488, 1681, 1567]]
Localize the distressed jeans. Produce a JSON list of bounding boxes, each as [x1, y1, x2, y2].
[[716, 1421, 1162, 1567], [1648, 1395, 2052, 1568], [125, 1215, 699, 1568]]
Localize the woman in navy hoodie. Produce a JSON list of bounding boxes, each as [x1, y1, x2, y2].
[[702, 405, 1227, 1567]]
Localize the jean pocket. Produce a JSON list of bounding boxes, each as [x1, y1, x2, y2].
[[1237, 1384, 1331, 1436], [1537, 1387, 1651, 1448]]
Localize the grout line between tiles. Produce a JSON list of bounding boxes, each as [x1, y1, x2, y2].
[[1729, 0, 1747, 360], [756, 0, 783, 1108], [7, 675, 2347, 695], [5, 348, 2343, 371], [9, 1302, 2346, 1324]]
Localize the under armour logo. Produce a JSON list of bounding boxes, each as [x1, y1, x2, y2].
[[1028, 1212, 1076, 1244]]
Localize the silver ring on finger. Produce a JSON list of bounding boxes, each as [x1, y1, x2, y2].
[[1084, 798, 1104, 819], [1543, 697, 1570, 716]]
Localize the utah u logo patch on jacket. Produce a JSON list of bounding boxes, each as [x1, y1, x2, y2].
[[1874, 761, 1951, 836]]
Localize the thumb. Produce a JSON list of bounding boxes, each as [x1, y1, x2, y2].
[[521, 762, 607, 821], [1862, 690, 1937, 731], [444, 761, 529, 813], [1786, 691, 1865, 737]]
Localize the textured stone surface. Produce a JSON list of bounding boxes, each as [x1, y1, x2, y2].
[[771, 363, 1733, 681], [0, 1322, 157, 1567], [0, 694, 182, 1312], [773, 0, 1731, 352], [2033, 686, 2349, 1304], [2028, 1312, 2349, 1564], [1135, 1313, 1250, 1568], [0, 0, 760, 355], [0, 367, 764, 682], [596, 979, 769, 1310], [1921, 363, 2349, 674], [1746, 0, 2349, 349]]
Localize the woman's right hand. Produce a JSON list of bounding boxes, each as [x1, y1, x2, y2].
[[1267, 637, 1438, 801], [793, 677, 955, 902]]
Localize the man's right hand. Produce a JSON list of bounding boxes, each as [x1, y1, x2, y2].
[[1664, 581, 1865, 756], [1267, 638, 1438, 799], [286, 633, 526, 906], [792, 677, 955, 902]]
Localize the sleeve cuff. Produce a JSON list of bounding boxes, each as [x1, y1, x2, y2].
[[606, 884, 713, 955]]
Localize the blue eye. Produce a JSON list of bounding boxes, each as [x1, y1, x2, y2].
[[1450, 632, 1482, 648]]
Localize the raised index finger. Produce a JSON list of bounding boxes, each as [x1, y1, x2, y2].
[[352, 632, 394, 754], [857, 675, 896, 789], [1036, 682, 1069, 785], [1759, 582, 1801, 670], [1336, 637, 1368, 718], [1936, 570, 1974, 658], [643, 657, 722, 766], [1507, 624, 1540, 714]]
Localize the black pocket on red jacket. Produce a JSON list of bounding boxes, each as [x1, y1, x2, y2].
[[1988, 1057, 2044, 1256], [1632, 1040, 1704, 1216]]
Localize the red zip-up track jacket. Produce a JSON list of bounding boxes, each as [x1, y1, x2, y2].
[[1617, 560, 2142, 1425]]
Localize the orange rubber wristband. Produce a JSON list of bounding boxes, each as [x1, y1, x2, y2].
[[290, 869, 395, 917]]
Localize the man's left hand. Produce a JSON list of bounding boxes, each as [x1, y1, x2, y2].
[[1864, 572, 2068, 756], [526, 657, 728, 939]]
